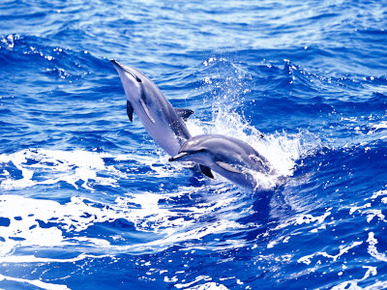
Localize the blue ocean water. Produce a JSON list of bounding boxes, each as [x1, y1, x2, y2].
[[0, 0, 386, 289]]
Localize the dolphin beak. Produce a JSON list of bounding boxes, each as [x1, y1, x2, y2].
[[168, 152, 189, 162], [111, 59, 126, 72], [110, 59, 120, 67], [110, 59, 141, 82]]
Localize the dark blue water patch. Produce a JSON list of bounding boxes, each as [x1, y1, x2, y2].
[[35, 219, 62, 229], [0, 161, 25, 181], [292, 141, 387, 210], [0, 217, 10, 227]]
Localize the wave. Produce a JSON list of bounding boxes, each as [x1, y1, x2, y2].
[[0, 33, 110, 85]]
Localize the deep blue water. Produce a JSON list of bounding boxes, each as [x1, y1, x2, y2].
[[0, 0, 386, 289]]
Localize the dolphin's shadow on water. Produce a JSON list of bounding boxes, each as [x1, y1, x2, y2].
[[234, 184, 292, 243], [244, 190, 273, 223], [185, 168, 286, 223], [185, 168, 280, 220]]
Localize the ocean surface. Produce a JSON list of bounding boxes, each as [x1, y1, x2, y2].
[[0, 0, 386, 289]]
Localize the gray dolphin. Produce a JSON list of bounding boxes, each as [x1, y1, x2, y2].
[[169, 134, 274, 189], [111, 60, 194, 156]]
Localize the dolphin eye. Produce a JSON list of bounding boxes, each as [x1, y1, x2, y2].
[[136, 76, 142, 83]]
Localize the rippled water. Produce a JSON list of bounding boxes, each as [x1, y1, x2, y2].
[[0, 0, 386, 289]]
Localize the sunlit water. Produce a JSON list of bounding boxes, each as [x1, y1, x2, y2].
[[0, 0, 386, 289]]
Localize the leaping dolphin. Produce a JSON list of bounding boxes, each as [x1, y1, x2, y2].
[[111, 60, 194, 156], [169, 134, 274, 189]]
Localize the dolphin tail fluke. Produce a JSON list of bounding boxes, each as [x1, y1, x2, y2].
[[200, 165, 214, 179], [127, 101, 134, 122], [175, 108, 194, 122]]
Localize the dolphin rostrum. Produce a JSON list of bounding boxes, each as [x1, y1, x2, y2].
[[111, 60, 195, 157], [169, 134, 274, 189]]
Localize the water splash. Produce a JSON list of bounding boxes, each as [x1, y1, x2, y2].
[[182, 57, 324, 190]]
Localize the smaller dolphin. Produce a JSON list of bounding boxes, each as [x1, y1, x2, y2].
[[169, 134, 274, 189], [111, 60, 194, 157]]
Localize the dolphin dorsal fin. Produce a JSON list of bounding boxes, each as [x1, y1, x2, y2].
[[200, 165, 214, 179], [139, 99, 156, 124], [175, 108, 194, 122], [127, 101, 134, 122], [215, 161, 242, 174]]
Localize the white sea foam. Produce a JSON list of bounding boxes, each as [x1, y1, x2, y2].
[[0, 147, 189, 192], [366, 232, 387, 262], [297, 241, 363, 265], [371, 189, 387, 200], [0, 148, 121, 190]]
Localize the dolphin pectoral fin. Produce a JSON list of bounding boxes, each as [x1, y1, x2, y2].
[[215, 161, 242, 174], [200, 165, 214, 179], [127, 101, 134, 122], [139, 99, 156, 124], [175, 108, 194, 122]]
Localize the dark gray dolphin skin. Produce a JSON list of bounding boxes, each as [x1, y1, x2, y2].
[[169, 134, 273, 189], [111, 60, 194, 156]]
